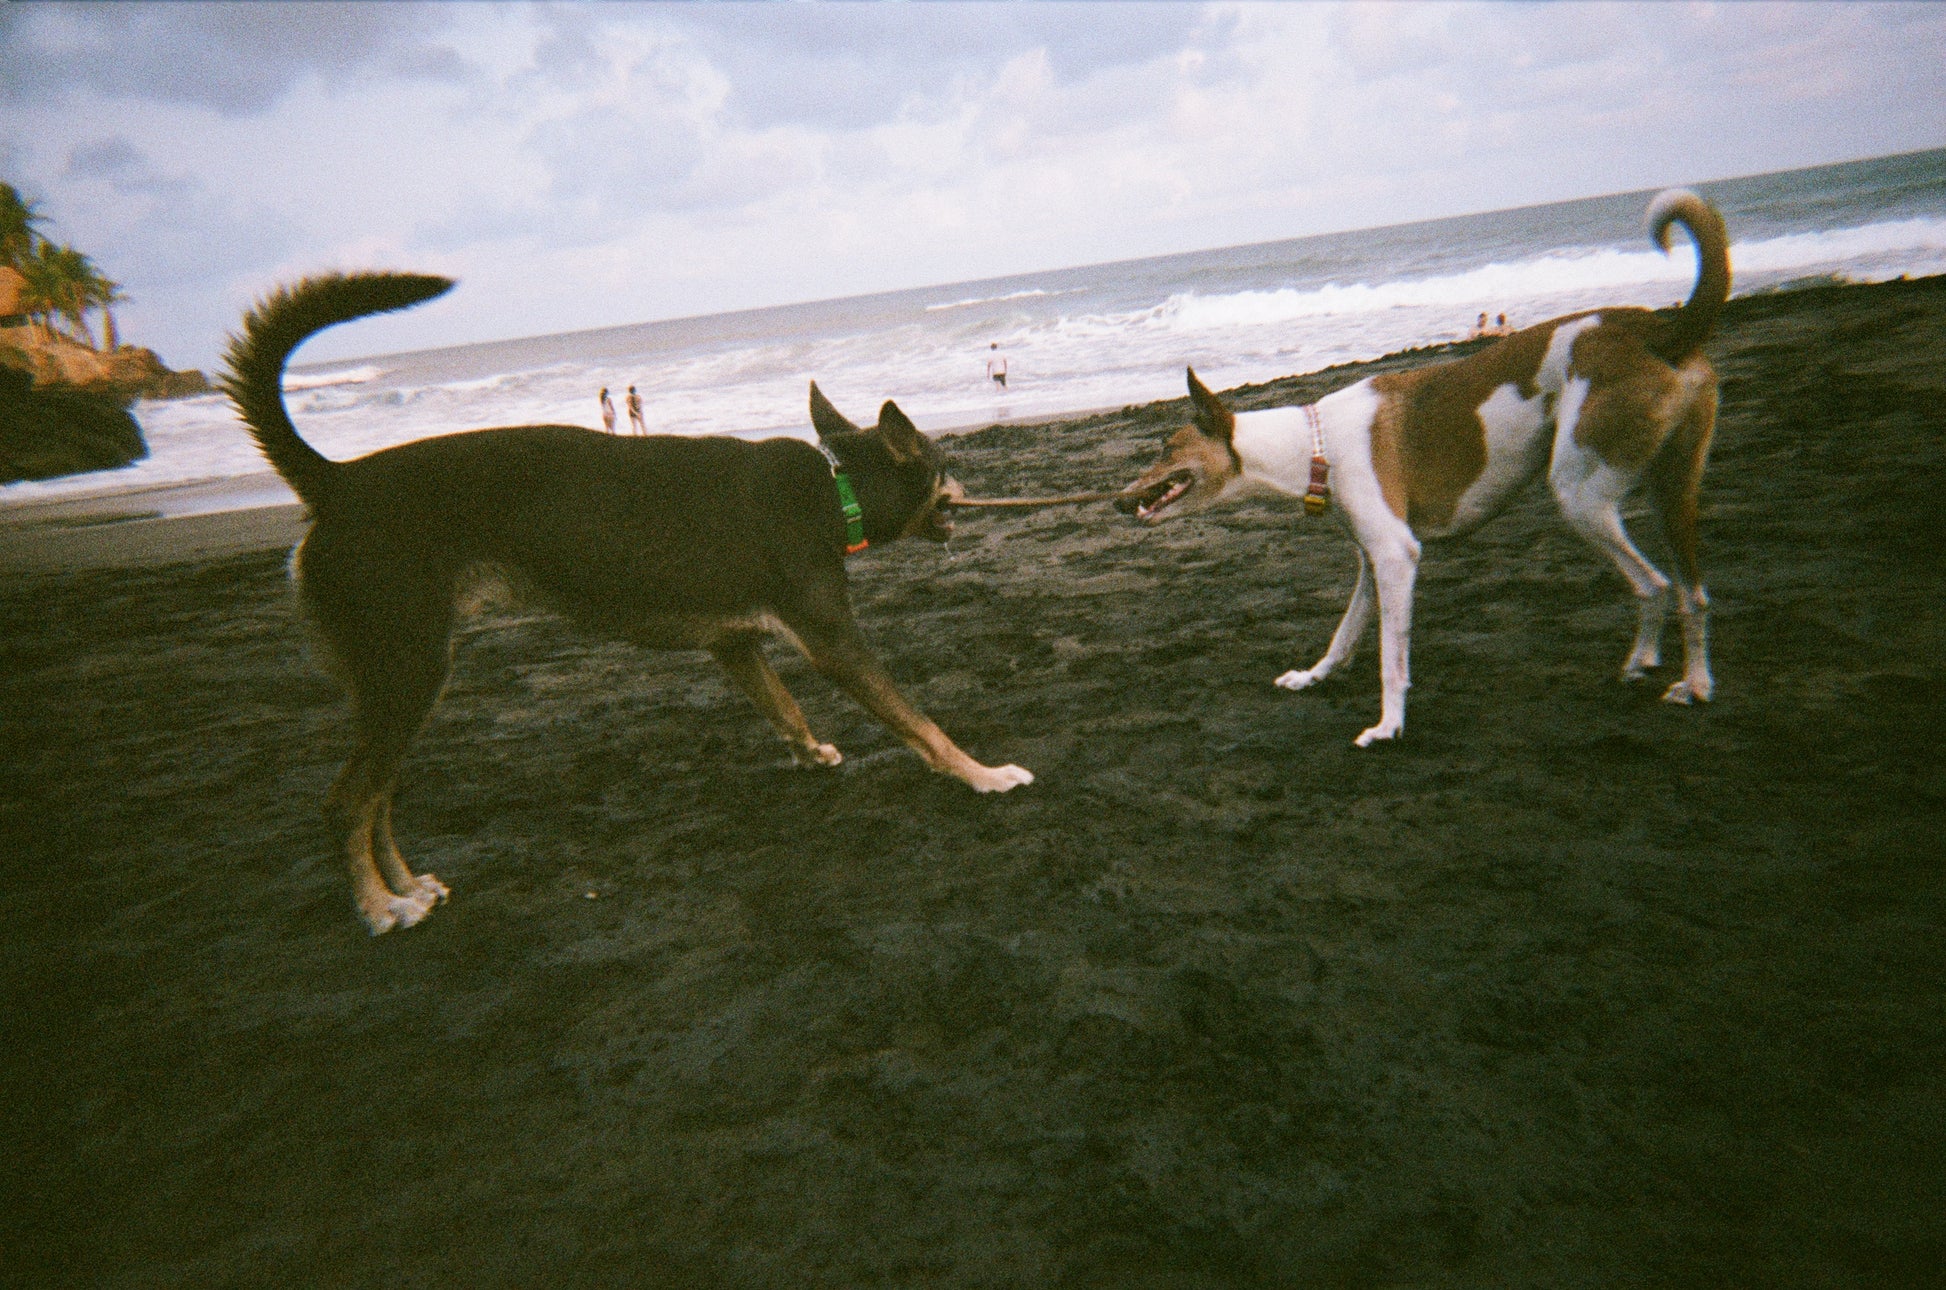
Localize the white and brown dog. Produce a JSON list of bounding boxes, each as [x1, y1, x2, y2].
[[1117, 190, 1729, 746]]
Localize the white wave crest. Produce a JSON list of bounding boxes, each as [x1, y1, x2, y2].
[[1136, 216, 1946, 335], [925, 287, 1070, 312], [282, 364, 383, 391]]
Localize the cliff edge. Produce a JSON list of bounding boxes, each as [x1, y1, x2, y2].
[[0, 266, 209, 484]]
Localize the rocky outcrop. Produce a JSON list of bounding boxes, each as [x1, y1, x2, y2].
[[0, 324, 209, 402], [0, 324, 211, 482], [0, 252, 212, 481], [0, 365, 148, 483]]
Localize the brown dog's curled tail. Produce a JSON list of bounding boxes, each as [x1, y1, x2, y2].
[[1646, 189, 1731, 366], [221, 271, 454, 507]]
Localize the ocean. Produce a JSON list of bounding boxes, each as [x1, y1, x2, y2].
[[8, 147, 1945, 511]]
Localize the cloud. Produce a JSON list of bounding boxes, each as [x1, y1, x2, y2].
[[663, 2, 1217, 130], [0, 2, 464, 115], [2, 1, 1942, 371]]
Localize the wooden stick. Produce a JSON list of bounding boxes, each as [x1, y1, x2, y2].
[[946, 490, 1121, 509]]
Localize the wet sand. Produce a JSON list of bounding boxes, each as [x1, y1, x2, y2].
[[4, 277, 1943, 1286]]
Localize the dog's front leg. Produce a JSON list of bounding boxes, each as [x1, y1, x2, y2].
[[1277, 547, 1373, 691], [790, 619, 1032, 793], [710, 636, 842, 768], [1357, 534, 1421, 747]]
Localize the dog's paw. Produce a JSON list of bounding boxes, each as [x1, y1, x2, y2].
[[1660, 678, 1713, 705], [360, 890, 438, 936], [971, 763, 1035, 793], [1353, 721, 1401, 748], [413, 873, 451, 903], [793, 742, 843, 768], [1623, 651, 1664, 682], [1275, 669, 1322, 691], [390, 892, 437, 930]]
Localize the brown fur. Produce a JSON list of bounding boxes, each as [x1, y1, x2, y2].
[[225, 272, 1031, 935], [1117, 190, 1731, 740], [1372, 321, 1563, 528]]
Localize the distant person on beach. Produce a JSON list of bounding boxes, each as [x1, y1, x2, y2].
[[626, 385, 645, 434], [987, 342, 1008, 390], [1470, 312, 1514, 339], [599, 387, 616, 433]]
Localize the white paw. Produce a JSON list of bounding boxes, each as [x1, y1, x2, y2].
[[794, 742, 843, 768], [1275, 669, 1322, 691], [1661, 678, 1713, 705], [971, 764, 1035, 793], [360, 889, 437, 936], [1353, 721, 1401, 748], [414, 873, 450, 903], [389, 891, 437, 929]]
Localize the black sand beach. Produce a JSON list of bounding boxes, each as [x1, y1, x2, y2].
[[4, 276, 1943, 1286]]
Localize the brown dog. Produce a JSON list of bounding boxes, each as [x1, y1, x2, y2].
[[1118, 190, 1728, 746], [225, 272, 1031, 934]]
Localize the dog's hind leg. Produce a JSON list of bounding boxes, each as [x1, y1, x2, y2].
[[1646, 385, 1716, 704], [304, 548, 458, 933], [1552, 485, 1673, 685], [710, 633, 842, 768], [1549, 387, 1675, 688], [327, 751, 436, 935], [376, 798, 450, 905], [1277, 547, 1374, 692]]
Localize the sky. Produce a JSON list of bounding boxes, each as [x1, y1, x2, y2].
[[3, 1, 1944, 371]]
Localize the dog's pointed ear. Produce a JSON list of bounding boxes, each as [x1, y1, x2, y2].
[[809, 381, 862, 441], [873, 399, 928, 463], [1186, 367, 1235, 442]]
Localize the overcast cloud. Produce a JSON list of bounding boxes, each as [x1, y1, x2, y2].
[[2, 1, 1942, 369]]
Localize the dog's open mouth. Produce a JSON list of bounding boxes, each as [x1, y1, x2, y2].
[[1120, 470, 1195, 522]]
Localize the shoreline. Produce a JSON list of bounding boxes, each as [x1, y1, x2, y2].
[[0, 497, 307, 574], [2, 272, 1936, 576]]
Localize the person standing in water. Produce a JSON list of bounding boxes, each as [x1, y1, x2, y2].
[[986, 342, 1008, 390], [599, 387, 617, 433], [626, 385, 646, 434]]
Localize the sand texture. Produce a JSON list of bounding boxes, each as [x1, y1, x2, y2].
[[4, 277, 1944, 1286]]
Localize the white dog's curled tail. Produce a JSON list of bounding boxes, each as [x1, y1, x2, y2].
[[1646, 189, 1731, 365]]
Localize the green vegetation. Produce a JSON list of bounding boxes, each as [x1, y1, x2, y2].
[[1, 181, 127, 351]]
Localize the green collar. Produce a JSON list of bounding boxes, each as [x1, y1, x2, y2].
[[814, 442, 868, 554]]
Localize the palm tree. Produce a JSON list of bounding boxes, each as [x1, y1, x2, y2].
[[49, 245, 110, 349], [14, 242, 62, 342], [15, 241, 94, 346], [2, 181, 130, 349], [0, 182, 46, 270]]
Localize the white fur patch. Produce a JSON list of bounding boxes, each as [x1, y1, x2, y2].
[[1432, 382, 1550, 537], [1543, 315, 1599, 389]]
